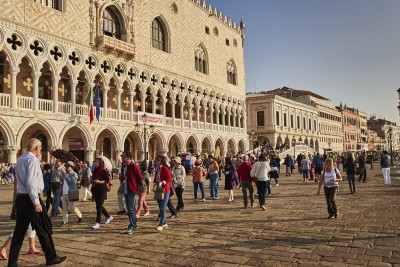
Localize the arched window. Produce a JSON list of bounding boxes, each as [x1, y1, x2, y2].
[[195, 45, 208, 74], [227, 60, 237, 85], [152, 18, 167, 52], [33, 0, 62, 11], [102, 7, 121, 39]]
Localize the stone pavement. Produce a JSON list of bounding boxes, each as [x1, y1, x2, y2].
[[0, 165, 399, 267]]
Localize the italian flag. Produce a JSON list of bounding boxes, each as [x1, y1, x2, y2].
[[84, 85, 94, 124]]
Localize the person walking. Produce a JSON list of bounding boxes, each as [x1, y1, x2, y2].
[[317, 158, 342, 219], [50, 159, 65, 220], [300, 155, 311, 183], [1, 225, 43, 260], [8, 138, 67, 267], [208, 156, 220, 200], [42, 164, 53, 212], [192, 159, 206, 202], [155, 156, 172, 231], [346, 156, 356, 194], [172, 157, 186, 211], [269, 154, 279, 186], [224, 157, 237, 203], [136, 161, 150, 218], [250, 154, 270, 211], [358, 152, 367, 183], [284, 154, 291, 176], [91, 157, 113, 230], [238, 155, 254, 209], [381, 150, 391, 186], [80, 161, 92, 201], [60, 161, 83, 227], [122, 152, 142, 235], [116, 160, 127, 215]]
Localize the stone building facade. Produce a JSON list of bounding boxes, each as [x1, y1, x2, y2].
[[0, 0, 248, 163], [336, 105, 361, 151], [246, 92, 319, 155]]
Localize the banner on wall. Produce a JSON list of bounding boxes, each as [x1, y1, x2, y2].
[[137, 112, 164, 126], [69, 138, 84, 150]]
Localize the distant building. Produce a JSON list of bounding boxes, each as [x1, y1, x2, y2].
[[367, 117, 399, 151], [336, 104, 361, 151]]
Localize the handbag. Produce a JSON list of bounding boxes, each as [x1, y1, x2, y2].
[[153, 186, 165, 200], [68, 189, 80, 201]]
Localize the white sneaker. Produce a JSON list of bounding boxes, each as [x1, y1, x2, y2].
[[261, 205, 266, 211], [202, 198, 206, 202], [276, 184, 279, 187], [104, 216, 113, 224], [268, 194, 272, 197], [156, 225, 163, 231], [162, 224, 168, 229], [144, 211, 150, 216], [92, 223, 100, 229]]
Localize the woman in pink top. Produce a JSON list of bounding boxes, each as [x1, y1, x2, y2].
[[191, 159, 206, 202]]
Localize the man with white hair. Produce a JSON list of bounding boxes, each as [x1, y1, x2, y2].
[[8, 138, 67, 267]]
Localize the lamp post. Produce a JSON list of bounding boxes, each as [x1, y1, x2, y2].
[[291, 136, 296, 157], [397, 88, 400, 115], [388, 127, 394, 166], [250, 130, 256, 154], [135, 113, 155, 162]]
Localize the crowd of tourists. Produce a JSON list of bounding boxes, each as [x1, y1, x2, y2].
[[0, 137, 395, 266]]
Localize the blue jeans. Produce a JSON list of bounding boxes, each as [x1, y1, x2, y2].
[[193, 182, 205, 200], [302, 170, 309, 179], [209, 173, 219, 198], [157, 192, 170, 226], [124, 192, 138, 228], [51, 187, 62, 217]]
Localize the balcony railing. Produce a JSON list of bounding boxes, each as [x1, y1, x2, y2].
[[75, 104, 87, 116], [183, 120, 190, 128], [38, 99, 53, 112], [17, 96, 32, 110], [176, 120, 181, 127], [96, 35, 135, 59], [107, 109, 118, 120], [165, 117, 173, 126], [121, 111, 130, 121], [0, 93, 10, 107]]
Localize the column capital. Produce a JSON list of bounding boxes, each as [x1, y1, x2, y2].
[[10, 67, 20, 74], [31, 71, 41, 78], [6, 145, 19, 152], [117, 89, 123, 95], [85, 146, 96, 152], [102, 86, 110, 93]]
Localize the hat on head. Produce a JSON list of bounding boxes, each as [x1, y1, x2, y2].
[[65, 161, 75, 167], [121, 151, 133, 158], [174, 157, 181, 164]]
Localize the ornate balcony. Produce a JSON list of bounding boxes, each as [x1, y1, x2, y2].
[[96, 35, 135, 59]]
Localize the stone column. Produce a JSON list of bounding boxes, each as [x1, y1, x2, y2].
[[102, 86, 109, 120], [216, 108, 220, 126], [117, 89, 122, 121], [171, 99, 176, 126], [85, 147, 95, 163], [129, 92, 134, 121], [32, 71, 40, 111], [114, 148, 123, 168], [141, 93, 146, 112], [152, 96, 156, 114], [189, 104, 193, 129], [71, 82, 77, 115], [203, 106, 207, 130], [52, 74, 60, 113], [7, 145, 18, 164], [10, 67, 19, 108], [180, 101, 184, 127], [233, 114, 237, 128], [196, 105, 200, 129], [221, 109, 226, 129], [162, 97, 167, 126], [210, 107, 214, 126]]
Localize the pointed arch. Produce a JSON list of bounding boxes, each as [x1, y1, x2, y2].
[[194, 43, 208, 74], [99, 4, 128, 41], [227, 59, 237, 85]]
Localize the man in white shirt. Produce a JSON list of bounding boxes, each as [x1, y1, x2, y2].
[[8, 138, 67, 267]]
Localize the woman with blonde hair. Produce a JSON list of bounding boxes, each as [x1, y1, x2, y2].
[[317, 158, 342, 219]]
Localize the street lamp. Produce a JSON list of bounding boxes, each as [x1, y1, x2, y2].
[[250, 130, 256, 154], [291, 136, 296, 157], [398, 88, 400, 115], [135, 113, 155, 162], [388, 127, 394, 166]]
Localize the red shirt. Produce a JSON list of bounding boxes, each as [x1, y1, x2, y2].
[[238, 161, 253, 182], [154, 165, 172, 193], [126, 161, 142, 193]]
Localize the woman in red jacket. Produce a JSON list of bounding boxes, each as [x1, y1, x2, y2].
[[154, 156, 172, 231]]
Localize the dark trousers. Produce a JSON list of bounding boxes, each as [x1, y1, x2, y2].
[[256, 181, 267, 206], [324, 186, 338, 217], [8, 195, 57, 267], [175, 187, 184, 210], [94, 192, 110, 223], [359, 168, 367, 182], [241, 181, 254, 207], [45, 189, 53, 212], [347, 174, 356, 193]]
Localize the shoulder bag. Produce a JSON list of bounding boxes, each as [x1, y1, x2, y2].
[[68, 188, 80, 201], [154, 185, 165, 200]]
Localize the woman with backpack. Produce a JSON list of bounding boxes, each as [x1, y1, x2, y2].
[[91, 157, 113, 229], [269, 154, 279, 186], [136, 161, 150, 217], [317, 158, 342, 219]]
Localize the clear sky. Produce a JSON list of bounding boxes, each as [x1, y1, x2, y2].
[[212, 0, 400, 123]]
